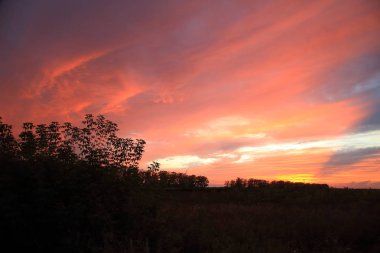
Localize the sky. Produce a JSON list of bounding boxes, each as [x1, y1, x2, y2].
[[1, 0, 380, 188]]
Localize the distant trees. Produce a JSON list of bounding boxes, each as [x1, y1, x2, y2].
[[158, 172, 208, 189], [140, 167, 209, 189], [0, 117, 17, 157], [225, 177, 329, 190]]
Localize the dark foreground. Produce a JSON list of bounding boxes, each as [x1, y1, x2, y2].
[[1, 116, 379, 252], [2, 164, 380, 253], [154, 188, 380, 253]]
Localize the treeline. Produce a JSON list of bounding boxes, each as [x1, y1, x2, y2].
[[0, 115, 208, 189], [225, 177, 329, 190], [0, 114, 146, 167], [142, 169, 209, 189]]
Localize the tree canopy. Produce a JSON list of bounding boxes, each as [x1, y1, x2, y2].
[[1, 114, 146, 168], [0, 114, 208, 189]]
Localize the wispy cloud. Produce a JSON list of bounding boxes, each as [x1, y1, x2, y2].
[[323, 147, 380, 174], [156, 155, 219, 170]]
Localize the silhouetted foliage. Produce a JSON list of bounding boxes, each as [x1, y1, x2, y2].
[[224, 177, 329, 190], [0, 117, 17, 158], [0, 115, 209, 252], [12, 114, 147, 171]]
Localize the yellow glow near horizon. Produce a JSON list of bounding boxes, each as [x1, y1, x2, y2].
[[275, 174, 316, 183]]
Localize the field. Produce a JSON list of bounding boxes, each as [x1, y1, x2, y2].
[[1, 159, 380, 252], [147, 188, 380, 253]]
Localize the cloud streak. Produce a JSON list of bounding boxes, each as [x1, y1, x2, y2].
[[323, 147, 380, 174]]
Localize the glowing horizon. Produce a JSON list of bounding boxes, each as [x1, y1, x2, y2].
[[1, 0, 379, 188]]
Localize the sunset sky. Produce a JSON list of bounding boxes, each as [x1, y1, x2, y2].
[[1, 0, 380, 187]]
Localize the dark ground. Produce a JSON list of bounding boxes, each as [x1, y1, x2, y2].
[[1, 160, 380, 253]]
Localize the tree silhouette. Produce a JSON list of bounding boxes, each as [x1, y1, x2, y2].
[[195, 176, 209, 188], [1, 114, 209, 189], [0, 114, 214, 252], [0, 117, 17, 158], [3, 114, 146, 171]]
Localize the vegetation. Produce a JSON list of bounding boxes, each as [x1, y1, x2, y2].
[[224, 177, 329, 190], [1, 115, 379, 252]]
